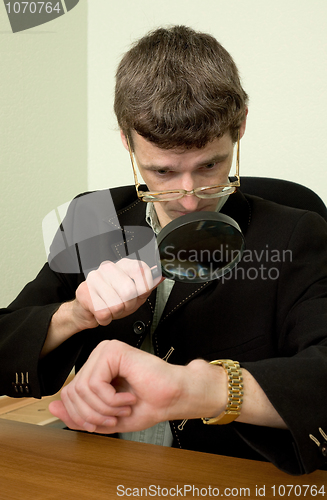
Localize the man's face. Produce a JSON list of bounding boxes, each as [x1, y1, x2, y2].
[[123, 131, 237, 228]]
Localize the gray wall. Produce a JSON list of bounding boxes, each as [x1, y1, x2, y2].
[[1, 0, 327, 307], [0, 1, 87, 306]]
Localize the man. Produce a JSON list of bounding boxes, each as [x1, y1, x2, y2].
[[1, 26, 327, 475]]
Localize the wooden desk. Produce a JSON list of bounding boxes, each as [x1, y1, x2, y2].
[[0, 420, 326, 500], [0, 393, 63, 426], [0, 373, 73, 426]]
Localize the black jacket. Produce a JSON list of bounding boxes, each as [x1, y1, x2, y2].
[[1, 186, 327, 475]]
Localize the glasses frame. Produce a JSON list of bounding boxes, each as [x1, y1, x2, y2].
[[127, 131, 240, 202]]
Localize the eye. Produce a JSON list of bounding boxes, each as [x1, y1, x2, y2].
[[200, 162, 218, 172], [155, 169, 171, 176]]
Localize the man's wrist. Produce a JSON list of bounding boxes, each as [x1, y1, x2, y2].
[[41, 301, 88, 358], [184, 359, 228, 419], [54, 301, 84, 335]]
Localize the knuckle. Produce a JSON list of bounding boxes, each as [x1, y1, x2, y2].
[[74, 380, 87, 397], [99, 261, 114, 277], [86, 269, 97, 283], [95, 308, 111, 323], [88, 377, 99, 394], [108, 306, 124, 320], [123, 282, 137, 298], [99, 260, 112, 268]]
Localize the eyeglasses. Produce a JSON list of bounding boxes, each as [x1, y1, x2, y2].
[[127, 131, 240, 202]]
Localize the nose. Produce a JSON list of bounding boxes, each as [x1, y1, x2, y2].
[[177, 173, 201, 211], [178, 192, 201, 211], [180, 172, 195, 193]]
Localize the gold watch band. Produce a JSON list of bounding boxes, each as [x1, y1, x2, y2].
[[202, 359, 243, 425]]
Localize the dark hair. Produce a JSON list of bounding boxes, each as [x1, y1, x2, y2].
[[114, 26, 248, 149]]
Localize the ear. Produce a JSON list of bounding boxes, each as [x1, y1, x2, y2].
[[239, 108, 248, 139], [120, 130, 129, 151]]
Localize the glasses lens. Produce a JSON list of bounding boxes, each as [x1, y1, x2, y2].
[[196, 185, 236, 199], [142, 192, 183, 202]]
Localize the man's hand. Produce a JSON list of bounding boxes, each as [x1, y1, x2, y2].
[[75, 258, 162, 328], [49, 340, 288, 433], [49, 340, 226, 434], [41, 259, 163, 357]]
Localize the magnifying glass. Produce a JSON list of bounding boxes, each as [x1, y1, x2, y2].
[[155, 211, 245, 283], [44, 193, 245, 285]]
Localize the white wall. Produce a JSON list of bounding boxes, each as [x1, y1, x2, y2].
[[87, 0, 327, 206]]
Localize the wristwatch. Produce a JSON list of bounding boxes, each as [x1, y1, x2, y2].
[[202, 359, 243, 425]]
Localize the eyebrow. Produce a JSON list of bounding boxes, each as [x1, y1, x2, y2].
[[140, 153, 230, 171]]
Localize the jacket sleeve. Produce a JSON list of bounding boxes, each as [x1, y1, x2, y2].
[[0, 188, 139, 399], [0, 189, 123, 399], [0, 263, 84, 399], [240, 210, 327, 474]]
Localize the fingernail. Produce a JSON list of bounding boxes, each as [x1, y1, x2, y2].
[[83, 422, 96, 432]]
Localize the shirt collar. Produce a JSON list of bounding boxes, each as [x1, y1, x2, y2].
[[146, 203, 162, 235]]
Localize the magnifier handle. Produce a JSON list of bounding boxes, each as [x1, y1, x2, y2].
[[151, 265, 162, 280]]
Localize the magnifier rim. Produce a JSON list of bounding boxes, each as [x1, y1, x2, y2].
[[156, 211, 243, 247], [156, 211, 245, 282]]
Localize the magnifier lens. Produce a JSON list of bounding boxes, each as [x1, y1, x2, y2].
[[157, 212, 245, 283]]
